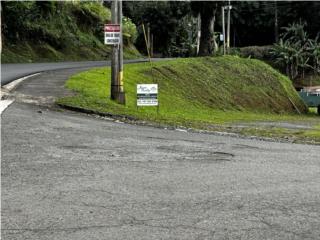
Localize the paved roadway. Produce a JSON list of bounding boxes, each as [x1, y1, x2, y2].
[[1, 63, 320, 240], [1, 59, 148, 86]]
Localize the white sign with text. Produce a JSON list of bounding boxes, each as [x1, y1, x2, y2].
[[137, 84, 158, 106]]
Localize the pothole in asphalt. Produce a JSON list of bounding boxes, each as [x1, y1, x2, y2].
[[176, 156, 232, 163], [212, 151, 235, 158], [156, 145, 235, 163], [232, 144, 260, 150], [176, 151, 235, 163], [156, 145, 184, 153], [62, 145, 91, 149]]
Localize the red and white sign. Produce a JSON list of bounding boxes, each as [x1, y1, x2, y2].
[[104, 24, 120, 32], [104, 24, 121, 45]]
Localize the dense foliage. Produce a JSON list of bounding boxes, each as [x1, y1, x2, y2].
[[123, 1, 320, 57], [232, 1, 320, 46], [2, 1, 320, 64], [1, 1, 139, 62], [2, 2, 108, 48], [123, 1, 190, 56], [271, 22, 320, 84]]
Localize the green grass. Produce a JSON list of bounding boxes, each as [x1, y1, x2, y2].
[[239, 126, 320, 143], [57, 56, 320, 143]]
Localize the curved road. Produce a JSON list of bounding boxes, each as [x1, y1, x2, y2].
[[1, 62, 320, 240], [1, 59, 148, 86]]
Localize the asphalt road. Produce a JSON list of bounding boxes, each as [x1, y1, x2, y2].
[[1, 64, 320, 240], [1, 59, 147, 86]]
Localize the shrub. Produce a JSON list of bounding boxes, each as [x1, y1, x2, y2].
[[271, 22, 319, 82], [75, 2, 111, 25], [308, 35, 320, 75], [239, 45, 273, 60], [122, 17, 138, 44]]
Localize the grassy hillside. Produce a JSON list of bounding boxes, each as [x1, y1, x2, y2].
[[58, 56, 309, 126], [1, 1, 140, 63]]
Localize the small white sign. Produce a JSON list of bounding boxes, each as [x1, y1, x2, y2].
[[104, 32, 121, 44], [137, 84, 158, 106], [220, 34, 224, 41]]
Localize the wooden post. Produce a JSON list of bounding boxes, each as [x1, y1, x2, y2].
[[151, 34, 153, 58], [147, 23, 151, 54]]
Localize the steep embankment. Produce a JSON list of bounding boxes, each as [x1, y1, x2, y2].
[[149, 56, 307, 114], [58, 56, 308, 126], [1, 1, 140, 63]]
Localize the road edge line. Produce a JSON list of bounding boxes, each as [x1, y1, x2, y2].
[[2, 73, 41, 92], [0, 99, 14, 115]]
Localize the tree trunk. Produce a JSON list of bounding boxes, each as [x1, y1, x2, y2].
[[191, 2, 218, 56], [211, 7, 218, 53], [198, 12, 213, 56]]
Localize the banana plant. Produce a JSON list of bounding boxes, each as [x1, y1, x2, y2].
[[271, 22, 317, 83], [307, 36, 320, 74]]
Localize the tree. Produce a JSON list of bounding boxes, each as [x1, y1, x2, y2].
[[190, 1, 221, 56], [125, 1, 320, 56], [231, 1, 320, 47], [123, 1, 189, 56]]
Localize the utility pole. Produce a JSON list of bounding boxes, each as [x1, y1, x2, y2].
[[111, 0, 119, 101], [118, 0, 124, 100], [196, 13, 201, 55], [226, 0, 232, 54], [221, 6, 226, 55], [111, 0, 125, 104]]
